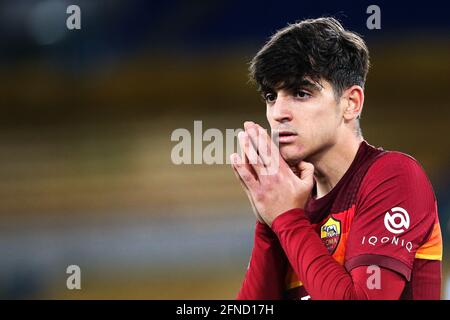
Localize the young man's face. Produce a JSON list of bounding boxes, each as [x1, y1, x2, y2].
[[265, 78, 343, 166]]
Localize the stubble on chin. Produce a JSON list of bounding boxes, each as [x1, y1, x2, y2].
[[279, 146, 312, 176], [281, 152, 304, 176]]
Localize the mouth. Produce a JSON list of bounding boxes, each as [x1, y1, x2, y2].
[[275, 130, 298, 144]]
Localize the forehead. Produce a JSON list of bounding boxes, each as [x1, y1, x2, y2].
[[268, 77, 331, 94]]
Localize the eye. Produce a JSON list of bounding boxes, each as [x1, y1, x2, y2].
[[295, 90, 311, 99], [264, 92, 277, 103]]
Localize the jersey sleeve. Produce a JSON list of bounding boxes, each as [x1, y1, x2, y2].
[[237, 221, 288, 299], [344, 152, 441, 281]]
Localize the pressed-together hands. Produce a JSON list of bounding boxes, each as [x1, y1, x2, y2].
[[230, 121, 315, 227]]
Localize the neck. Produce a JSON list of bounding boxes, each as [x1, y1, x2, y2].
[[310, 134, 363, 199]]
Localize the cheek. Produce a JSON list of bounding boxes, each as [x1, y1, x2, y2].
[[315, 98, 340, 124], [305, 104, 338, 139], [296, 106, 327, 132]]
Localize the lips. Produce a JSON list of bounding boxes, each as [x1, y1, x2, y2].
[[275, 130, 298, 144]]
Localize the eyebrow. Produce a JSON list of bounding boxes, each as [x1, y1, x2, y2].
[[260, 78, 324, 95], [297, 79, 323, 92]]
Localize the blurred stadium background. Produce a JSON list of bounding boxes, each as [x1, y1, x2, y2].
[[0, 0, 449, 299]]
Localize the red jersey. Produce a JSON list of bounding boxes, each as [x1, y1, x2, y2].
[[238, 140, 442, 300]]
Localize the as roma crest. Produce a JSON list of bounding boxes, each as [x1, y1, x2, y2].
[[320, 216, 341, 254]]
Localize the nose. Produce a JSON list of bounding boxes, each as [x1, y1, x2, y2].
[[270, 95, 293, 123]]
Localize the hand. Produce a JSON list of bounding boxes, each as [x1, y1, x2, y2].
[[230, 121, 314, 227], [231, 155, 265, 223]]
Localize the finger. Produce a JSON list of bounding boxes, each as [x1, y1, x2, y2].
[[241, 146, 259, 180], [258, 127, 272, 167], [230, 154, 249, 191], [238, 131, 267, 176], [297, 161, 315, 184], [238, 134, 257, 176], [241, 125, 260, 165], [244, 122, 277, 177], [230, 153, 258, 189], [245, 122, 271, 168], [230, 154, 265, 223], [254, 123, 283, 174], [244, 122, 267, 165], [238, 129, 256, 164], [248, 122, 287, 175]]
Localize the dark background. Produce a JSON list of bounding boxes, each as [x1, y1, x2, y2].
[[0, 0, 448, 298]]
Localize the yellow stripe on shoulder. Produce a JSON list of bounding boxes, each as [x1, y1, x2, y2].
[[415, 223, 442, 261]]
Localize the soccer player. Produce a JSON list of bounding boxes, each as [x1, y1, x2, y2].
[[230, 17, 442, 300]]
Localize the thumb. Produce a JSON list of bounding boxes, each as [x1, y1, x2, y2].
[[297, 161, 314, 184]]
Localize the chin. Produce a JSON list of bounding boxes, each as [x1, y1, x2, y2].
[[279, 146, 305, 166]]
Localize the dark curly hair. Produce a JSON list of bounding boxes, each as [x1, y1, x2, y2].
[[249, 17, 370, 100]]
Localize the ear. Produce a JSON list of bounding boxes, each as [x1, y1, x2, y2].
[[341, 85, 364, 121]]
